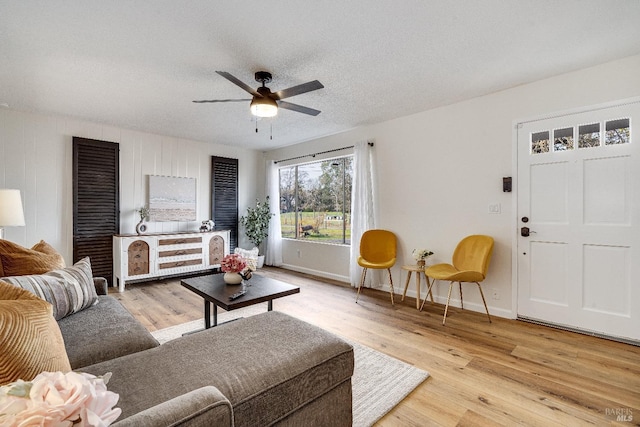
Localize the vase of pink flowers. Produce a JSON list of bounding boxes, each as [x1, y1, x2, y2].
[[220, 253, 247, 285]]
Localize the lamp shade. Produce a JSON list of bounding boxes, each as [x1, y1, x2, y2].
[[0, 189, 26, 227]]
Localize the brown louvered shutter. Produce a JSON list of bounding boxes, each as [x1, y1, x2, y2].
[[73, 137, 119, 286], [211, 156, 238, 250]]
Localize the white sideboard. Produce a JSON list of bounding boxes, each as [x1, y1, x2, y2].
[[113, 230, 230, 292]]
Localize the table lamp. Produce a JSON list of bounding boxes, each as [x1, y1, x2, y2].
[[0, 189, 26, 240]]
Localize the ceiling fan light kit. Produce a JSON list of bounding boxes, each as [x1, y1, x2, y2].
[[250, 100, 278, 117], [250, 87, 278, 117]]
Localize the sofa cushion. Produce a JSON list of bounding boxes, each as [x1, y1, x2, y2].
[[0, 280, 71, 385], [80, 311, 354, 426], [58, 295, 160, 369], [0, 239, 65, 277], [2, 257, 98, 320]]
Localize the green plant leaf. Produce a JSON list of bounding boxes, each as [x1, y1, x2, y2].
[[239, 196, 274, 248]]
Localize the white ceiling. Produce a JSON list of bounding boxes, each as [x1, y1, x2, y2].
[[2, 1, 640, 150]]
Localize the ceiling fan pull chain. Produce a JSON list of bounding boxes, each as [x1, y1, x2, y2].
[[270, 123, 273, 140], [255, 116, 258, 133]]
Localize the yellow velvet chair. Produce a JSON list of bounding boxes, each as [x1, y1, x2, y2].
[[421, 235, 494, 325], [355, 229, 397, 305]]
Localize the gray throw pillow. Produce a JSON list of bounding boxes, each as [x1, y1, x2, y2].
[[2, 257, 98, 320]]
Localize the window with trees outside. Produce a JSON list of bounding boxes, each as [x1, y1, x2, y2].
[[279, 156, 353, 244]]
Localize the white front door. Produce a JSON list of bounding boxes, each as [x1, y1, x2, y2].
[[517, 100, 640, 342]]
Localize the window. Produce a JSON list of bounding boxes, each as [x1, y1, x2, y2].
[[531, 131, 550, 154], [553, 127, 574, 151], [279, 156, 353, 244], [531, 117, 631, 155], [578, 123, 600, 148], [605, 118, 630, 145]]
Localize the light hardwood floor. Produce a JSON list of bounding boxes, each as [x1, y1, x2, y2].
[[111, 267, 640, 426]]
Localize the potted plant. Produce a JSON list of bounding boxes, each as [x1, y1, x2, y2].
[[412, 248, 434, 268], [239, 196, 274, 268]]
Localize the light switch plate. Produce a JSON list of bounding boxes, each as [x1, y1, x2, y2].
[[488, 203, 501, 214]]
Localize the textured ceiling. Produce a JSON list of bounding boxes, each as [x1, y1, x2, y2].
[[1, 1, 640, 150]]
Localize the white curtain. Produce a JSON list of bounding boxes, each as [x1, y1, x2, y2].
[[349, 141, 378, 287], [265, 160, 283, 266]]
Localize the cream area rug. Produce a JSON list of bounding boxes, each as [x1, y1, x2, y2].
[[151, 306, 430, 427]]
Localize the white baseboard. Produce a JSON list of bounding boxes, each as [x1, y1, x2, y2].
[[277, 265, 514, 319], [279, 264, 351, 284], [400, 285, 513, 318]]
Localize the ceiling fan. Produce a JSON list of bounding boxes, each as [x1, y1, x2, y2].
[[193, 71, 324, 117]]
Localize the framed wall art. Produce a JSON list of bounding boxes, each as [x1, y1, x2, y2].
[[148, 175, 197, 221]]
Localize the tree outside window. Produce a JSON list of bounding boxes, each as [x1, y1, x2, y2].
[[279, 156, 353, 244]]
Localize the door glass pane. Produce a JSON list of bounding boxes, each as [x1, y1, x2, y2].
[[553, 127, 574, 151], [578, 123, 600, 148], [605, 118, 630, 145], [531, 131, 549, 154]]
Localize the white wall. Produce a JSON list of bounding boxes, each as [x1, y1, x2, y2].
[[266, 54, 640, 318], [0, 109, 261, 262]]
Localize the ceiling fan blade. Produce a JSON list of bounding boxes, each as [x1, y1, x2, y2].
[[271, 80, 324, 100], [192, 99, 250, 103], [277, 100, 321, 116], [215, 71, 261, 97]]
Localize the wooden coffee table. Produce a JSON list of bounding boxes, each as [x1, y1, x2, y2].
[[180, 273, 300, 329]]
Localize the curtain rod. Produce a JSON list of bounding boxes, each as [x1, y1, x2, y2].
[[274, 141, 374, 164]]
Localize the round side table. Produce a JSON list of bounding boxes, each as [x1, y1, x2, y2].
[[401, 264, 434, 309]]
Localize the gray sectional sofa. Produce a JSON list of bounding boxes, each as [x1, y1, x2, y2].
[[60, 280, 354, 426]]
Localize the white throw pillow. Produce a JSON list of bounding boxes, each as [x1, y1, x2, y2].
[[234, 247, 259, 271]]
